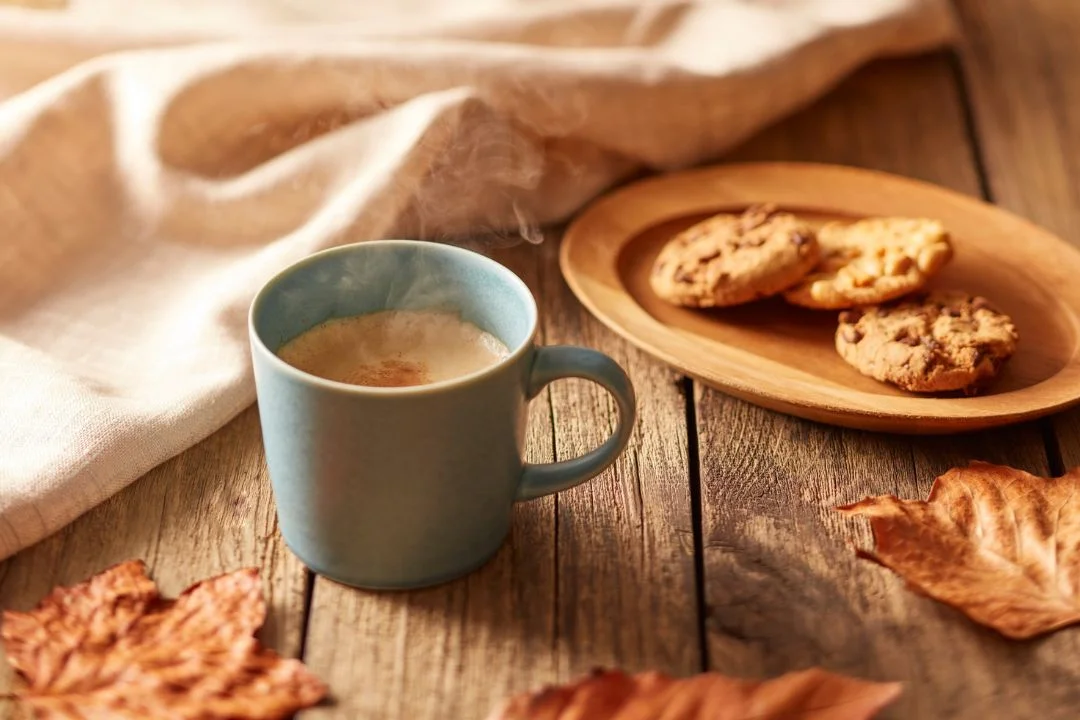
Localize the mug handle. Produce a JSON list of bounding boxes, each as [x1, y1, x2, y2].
[[516, 346, 637, 501]]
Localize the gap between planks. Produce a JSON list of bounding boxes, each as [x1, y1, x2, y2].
[[297, 234, 701, 719], [692, 49, 1080, 719], [681, 376, 710, 671], [943, 43, 1067, 477]]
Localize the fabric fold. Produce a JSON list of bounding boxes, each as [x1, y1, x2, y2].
[[0, 0, 953, 559]]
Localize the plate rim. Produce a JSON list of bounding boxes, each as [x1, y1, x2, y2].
[[559, 161, 1080, 434]]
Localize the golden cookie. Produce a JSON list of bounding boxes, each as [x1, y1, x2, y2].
[[783, 218, 953, 310], [835, 290, 1018, 394], [649, 205, 820, 308]]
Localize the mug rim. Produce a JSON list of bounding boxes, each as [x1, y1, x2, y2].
[[248, 239, 539, 396]]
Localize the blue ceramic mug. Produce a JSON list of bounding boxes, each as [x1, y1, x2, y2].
[[248, 240, 636, 589]]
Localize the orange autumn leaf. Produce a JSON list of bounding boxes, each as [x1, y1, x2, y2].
[[838, 460, 1080, 640], [485, 667, 902, 720], [1, 560, 327, 719]]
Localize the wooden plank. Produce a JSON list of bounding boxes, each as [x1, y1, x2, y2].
[[952, 5, 1080, 707], [0, 407, 307, 715], [301, 236, 700, 718], [699, 55, 1079, 719], [952, 0, 1080, 245], [299, 242, 557, 720], [539, 236, 699, 679], [952, 0, 1080, 474]]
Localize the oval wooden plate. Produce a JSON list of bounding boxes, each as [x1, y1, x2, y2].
[[560, 162, 1080, 434]]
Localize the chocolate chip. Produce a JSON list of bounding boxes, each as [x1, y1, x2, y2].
[[699, 250, 721, 262], [924, 338, 942, 352], [971, 296, 993, 311], [943, 307, 962, 317], [791, 232, 810, 246], [972, 349, 986, 366], [838, 309, 863, 324], [675, 269, 693, 283], [841, 327, 863, 343]]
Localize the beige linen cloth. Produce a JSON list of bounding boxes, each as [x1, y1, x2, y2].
[[0, 0, 953, 560]]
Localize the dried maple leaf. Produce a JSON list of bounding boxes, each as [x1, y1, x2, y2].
[[838, 460, 1080, 640], [485, 667, 901, 720], [1, 560, 327, 719]]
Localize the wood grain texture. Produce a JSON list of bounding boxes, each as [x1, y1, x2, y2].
[[954, 17, 1080, 705], [953, 0, 1080, 245], [952, 0, 1080, 477], [299, 239, 698, 719], [698, 55, 1080, 719], [0, 408, 307, 716], [538, 235, 699, 680]]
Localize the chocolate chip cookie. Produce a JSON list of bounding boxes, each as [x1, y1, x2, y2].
[[649, 205, 820, 308], [783, 218, 953, 310], [835, 291, 1019, 394]]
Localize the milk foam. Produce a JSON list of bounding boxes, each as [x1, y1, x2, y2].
[[276, 309, 511, 388]]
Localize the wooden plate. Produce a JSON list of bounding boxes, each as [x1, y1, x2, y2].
[[559, 162, 1080, 434]]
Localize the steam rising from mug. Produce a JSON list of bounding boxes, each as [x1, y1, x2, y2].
[[337, 248, 463, 315], [393, 97, 549, 250], [275, 246, 480, 330], [251, 73, 603, 318], [314, 95, 562, 314]]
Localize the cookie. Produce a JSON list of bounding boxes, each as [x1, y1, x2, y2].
[[783, 217, 953, 310], [835, 290, 1019, 394], [649, 205, 820, 308]]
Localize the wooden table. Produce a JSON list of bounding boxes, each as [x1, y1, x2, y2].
[[3, 3, 1079, 718]]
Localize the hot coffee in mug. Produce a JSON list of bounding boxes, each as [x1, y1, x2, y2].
[[276, 309, 510, 388], [248, 240, 636, 590]]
